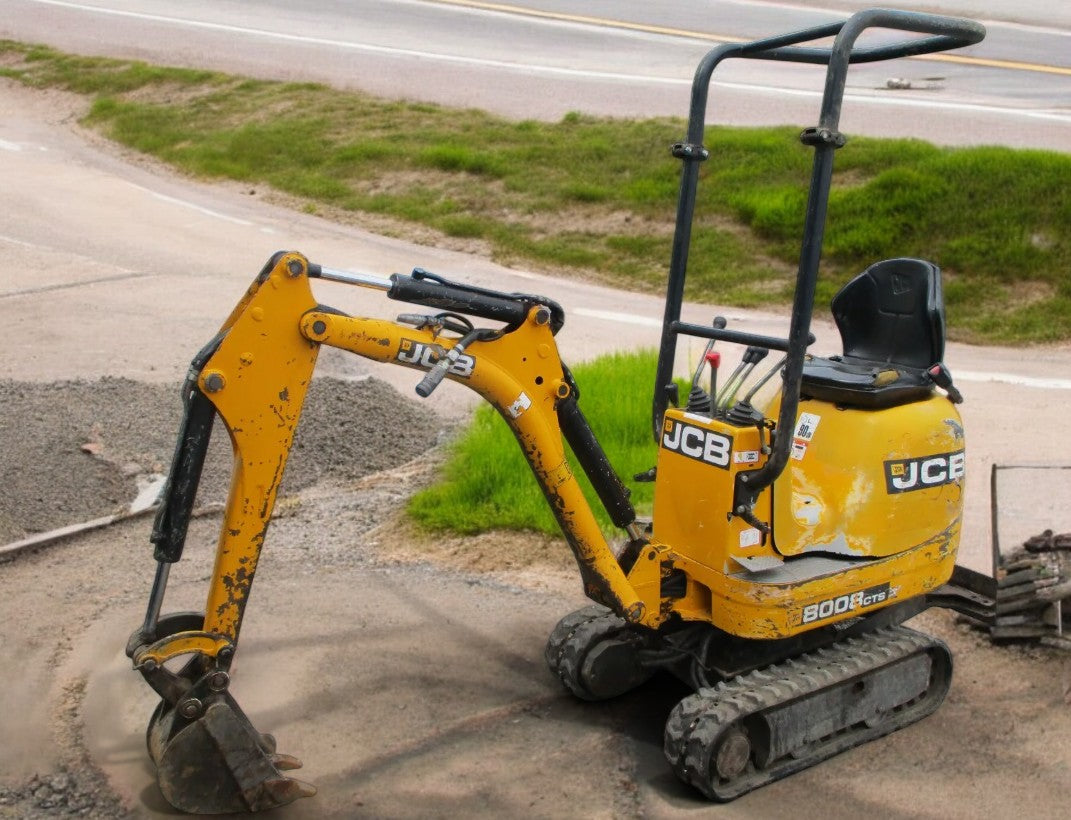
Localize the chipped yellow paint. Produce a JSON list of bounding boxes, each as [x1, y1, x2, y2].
[[635, 392, 964, 638], [645, 523, 959, 638], [772, 395, 964, 560], [197, 253, 320, 642], [303, 305, 649, 625], [133, 630, 232, 667]]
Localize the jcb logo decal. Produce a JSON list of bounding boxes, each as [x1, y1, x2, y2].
[[884, 449, 965, 494], [661, 419, 732, 470], [396, 339, 475, 378]]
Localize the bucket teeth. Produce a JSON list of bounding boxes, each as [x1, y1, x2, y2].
[[148, 694, 316, 814], [263, 776, 318, 803], [270, 753, 304, 771]]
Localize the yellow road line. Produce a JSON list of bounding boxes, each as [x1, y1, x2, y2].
[[916, 53, 1071, 76], [430, 0, 742, 43], [429, 0, 1071, 77]]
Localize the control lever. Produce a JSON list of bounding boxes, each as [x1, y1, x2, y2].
[[927, 362, 963, 404], [686, 317, 727, 416], [414, 328, 496, 398], [717, 346, 770, 410], [706, 351, 721, 416], [743, 354, 787, 404], [689, 316, 727, 388]]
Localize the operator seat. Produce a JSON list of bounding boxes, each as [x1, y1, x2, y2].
[[800, 257, 944, 408]]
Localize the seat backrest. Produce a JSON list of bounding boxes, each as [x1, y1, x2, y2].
[[831, 258, 945, 369]]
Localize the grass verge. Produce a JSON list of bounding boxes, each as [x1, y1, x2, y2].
[[407, 350, 659, 536], [2, 41, 1070, 343]]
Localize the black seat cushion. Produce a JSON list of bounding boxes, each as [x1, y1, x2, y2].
[[801, 258, 944, 409]]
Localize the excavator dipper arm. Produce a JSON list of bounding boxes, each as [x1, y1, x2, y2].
[[127, 251, 647, 813]]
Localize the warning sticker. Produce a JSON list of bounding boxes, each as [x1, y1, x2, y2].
[[739, 528, 762, 548], [733, 450, 760, 464], [507, 392, 532, 419], [794, 412, 821, 441]]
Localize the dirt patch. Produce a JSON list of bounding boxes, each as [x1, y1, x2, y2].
[[377, 513, 581, 594], [507, 204, 670, 242], [115, 79, 231, 108], [0, 376, 450, 544], [1006, 279, 1057, 308], [258, 185, 496, 259]]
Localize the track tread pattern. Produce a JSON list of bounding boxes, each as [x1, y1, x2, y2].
[[544, 605, 628, 701], [664, 626, 951, 801]]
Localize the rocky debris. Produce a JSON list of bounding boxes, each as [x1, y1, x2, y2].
[[0, 376, 449, 545], [0, 769, 125, 818], [0, 374, 453, 816]]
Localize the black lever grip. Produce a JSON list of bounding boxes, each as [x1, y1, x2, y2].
[[413, 329, 493, 398], [415, 354, 453, 398]]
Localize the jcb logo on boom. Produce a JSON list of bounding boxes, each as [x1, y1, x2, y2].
[[884, 449, 965, 494], [662, 419, 732, 470], [396, 339, 475, 378], [801, 583, 895, 625]]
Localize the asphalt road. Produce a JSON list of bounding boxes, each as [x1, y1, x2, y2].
[[2, 0, 1069, 150]]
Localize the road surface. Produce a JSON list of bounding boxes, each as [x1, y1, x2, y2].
[[1, 0, 1068, 150]]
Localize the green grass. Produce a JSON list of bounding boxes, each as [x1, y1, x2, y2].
[[2, 40, 1070, 343], [408, 350, 659, 536]]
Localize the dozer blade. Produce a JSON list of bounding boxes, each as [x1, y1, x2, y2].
[[147, 690, 316, 814]]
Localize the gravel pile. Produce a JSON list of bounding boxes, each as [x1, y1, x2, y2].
[[0, 770, 123, 819], [0, 376, 447, 544]]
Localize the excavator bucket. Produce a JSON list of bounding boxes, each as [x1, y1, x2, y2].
[[128, 610, 315, 814], [146, 690, 315, 814]]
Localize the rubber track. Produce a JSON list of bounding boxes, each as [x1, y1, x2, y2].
[[544, 604, 627, 701], [664, 625, 951, 801]]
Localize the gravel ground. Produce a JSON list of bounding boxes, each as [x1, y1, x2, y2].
[[0, 376, 450, 544], [0, 374, 454, 817], [0, 770, 121, 819], [3, 380, 1071, 820]]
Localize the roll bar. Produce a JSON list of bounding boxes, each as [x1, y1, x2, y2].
[[651, 8, 984, 504]]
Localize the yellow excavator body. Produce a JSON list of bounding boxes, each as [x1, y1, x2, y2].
[[644, 396, 964, 639], [124, 8, 997, 813]]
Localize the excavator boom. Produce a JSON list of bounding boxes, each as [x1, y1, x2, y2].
[[126, 250, 653, 811]]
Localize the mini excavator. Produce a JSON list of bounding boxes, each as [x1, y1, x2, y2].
[[126, 9, 1001, 813]]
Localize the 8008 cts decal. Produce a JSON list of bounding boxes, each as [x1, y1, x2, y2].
[[801, 583, 899, 625]]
